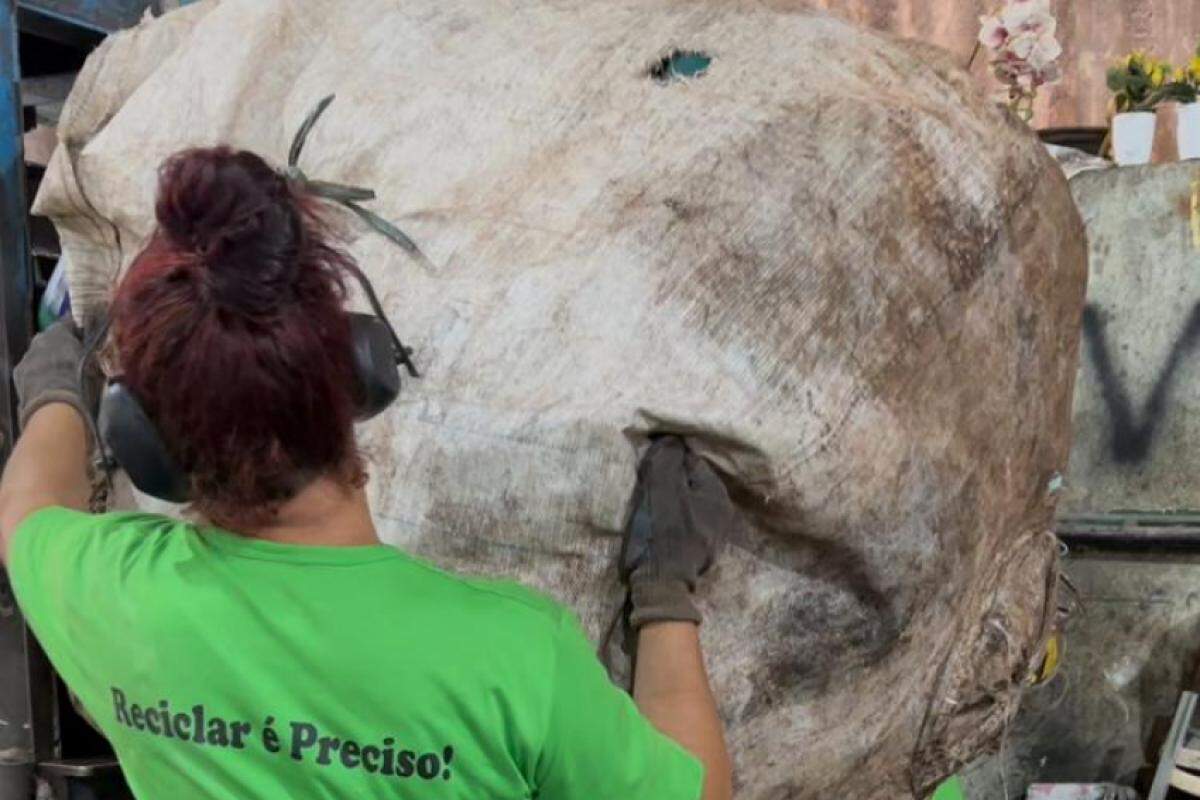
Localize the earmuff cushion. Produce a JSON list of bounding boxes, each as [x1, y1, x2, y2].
[[348, 312, 401, 420], [98, 383, 192, 503]]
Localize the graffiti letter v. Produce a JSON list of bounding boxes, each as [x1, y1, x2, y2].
[[1081, 302, 1200, 464]]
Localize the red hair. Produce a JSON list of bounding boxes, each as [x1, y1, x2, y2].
[[112, 146, 365, 527]]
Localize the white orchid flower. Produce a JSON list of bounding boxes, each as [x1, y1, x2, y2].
[[979, 15, 1008, 48], [978, 0, 1061, 116], [1028, 34, 1063, 70], [1006, 31, 1039, 60]]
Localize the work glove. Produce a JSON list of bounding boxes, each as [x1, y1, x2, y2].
[[14, 319, 102, 444], [620, 436, 738, 629]]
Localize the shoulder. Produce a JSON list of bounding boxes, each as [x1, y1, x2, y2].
[[16, 505, 181, 532], [10, 506, 195, 576], [6, 508, 196, 658], [454, 575, 568, 622], [398, 554, 569, 629]]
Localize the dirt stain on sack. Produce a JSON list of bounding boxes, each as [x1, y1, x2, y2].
[[722, 472, 906, 721], [887, 114, 999, 294], [739, 577, 900, 722]]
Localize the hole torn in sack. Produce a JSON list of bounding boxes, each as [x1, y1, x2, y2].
[[648, 50, 712, 83]]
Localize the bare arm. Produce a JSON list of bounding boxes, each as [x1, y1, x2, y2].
[[0, 403, 91, 564], [634, 621, 732, 800], [0, 319, 98, 563]]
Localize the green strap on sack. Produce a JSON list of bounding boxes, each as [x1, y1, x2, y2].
[[285, 94, 432, 271]]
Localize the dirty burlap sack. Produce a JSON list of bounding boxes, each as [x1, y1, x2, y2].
[[34, 1, 1087, 796]]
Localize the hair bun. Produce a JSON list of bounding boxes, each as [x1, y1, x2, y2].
[[155, 147, 302, 311]]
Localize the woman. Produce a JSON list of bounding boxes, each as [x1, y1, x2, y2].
[[0, 147, 733, 799]]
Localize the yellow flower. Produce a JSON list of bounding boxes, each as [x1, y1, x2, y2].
[[1189, 55, 1200, 81], [1151, 63, 1168, 87], [1127, 51, 1147, 69], [1176, 66, 1188, 83]]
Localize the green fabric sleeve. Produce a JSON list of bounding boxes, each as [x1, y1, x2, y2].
[[7, 506, 165, 696], [9, 506, 99, 615], [533, 610, 704, 800], [8, 507, 105, 688]]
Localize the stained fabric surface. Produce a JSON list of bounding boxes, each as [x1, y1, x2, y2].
[[34, 2, 1088, 796]]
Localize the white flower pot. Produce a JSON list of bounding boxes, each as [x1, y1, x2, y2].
[[1112, 111, 1156, 166], [1179, 103, 1200, 160]]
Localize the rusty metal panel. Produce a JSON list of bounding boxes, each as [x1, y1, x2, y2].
[[799, 0, 1200, 129]]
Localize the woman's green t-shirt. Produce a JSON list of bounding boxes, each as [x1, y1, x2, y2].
[[9, 507, 703, 799]]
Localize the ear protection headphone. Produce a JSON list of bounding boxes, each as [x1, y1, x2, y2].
[[86, 263, 419, 504]]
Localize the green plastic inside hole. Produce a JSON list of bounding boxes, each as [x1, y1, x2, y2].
[[649, 50, 712, 82]]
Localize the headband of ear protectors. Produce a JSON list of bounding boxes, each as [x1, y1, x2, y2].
[[86, 262, 420, 504]]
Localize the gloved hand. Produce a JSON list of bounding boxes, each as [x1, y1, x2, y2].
[[14, 319, 100, 441], [620, 436, 738, 629]]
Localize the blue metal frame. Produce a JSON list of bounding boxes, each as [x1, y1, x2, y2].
[[0, 0, 43, 794], [16, 1, 158, 47], [0, 7, 31, 401], [0, 0, 46, 788], [19, 0, 150, 34]]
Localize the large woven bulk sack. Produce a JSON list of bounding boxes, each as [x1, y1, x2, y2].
[[34, 1, 1087, 796]]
